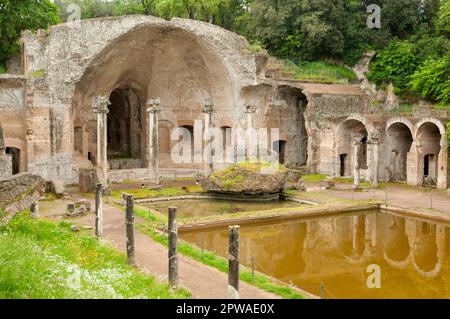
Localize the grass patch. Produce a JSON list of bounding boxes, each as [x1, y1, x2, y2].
[[0, 65, 6, 74], [0, 213, 190, 299], [285, 60, 357, 84], [393, 103, 416, 113], [332, 177, 371, 187], [111, 187, 188, 200], [248, 41, 263, 53], [138, 222, 304, 299], [302, 174, 327, 183], [31, 69, 45, 78]]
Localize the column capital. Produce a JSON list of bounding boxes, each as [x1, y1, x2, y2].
[[147, 97, 161, 113], [92, 96, 110, 114], [146, 98, 161, 113], [245, 105, 257, 114], [367, 137, 380, 145], [202, 98, 214, 114]]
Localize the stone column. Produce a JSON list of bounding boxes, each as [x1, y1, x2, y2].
[[407, 140, 421, 187], [245, 105, 257, 162], [147, 98, 161, 189], [93, 96, 110, 183], [353, 139, 361, 189], [369, 138, 379, 187], [25, 129, 35, 173], [203, 98, 214, 176], [437, 136, 448, 190]]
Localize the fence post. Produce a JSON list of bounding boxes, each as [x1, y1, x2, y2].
[[30, 200, 39, 218], [168, 206, 178, 289], [251, 256, 255, 282], [95, 183, 103, 239], [228, 225, 240, 299], [123, 193, 135, 266]]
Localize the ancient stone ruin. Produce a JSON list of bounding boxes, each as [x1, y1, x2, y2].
[[0, 15, 448, 190]]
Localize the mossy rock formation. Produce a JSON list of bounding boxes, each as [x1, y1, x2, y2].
[[203, 162, 288, 195]]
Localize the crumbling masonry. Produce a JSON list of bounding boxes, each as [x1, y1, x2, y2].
[[0, 15, 448, 189]]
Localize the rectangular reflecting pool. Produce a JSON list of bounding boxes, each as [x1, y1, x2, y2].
[[146, 199, 302, 219], [181, 210, 450, 299]]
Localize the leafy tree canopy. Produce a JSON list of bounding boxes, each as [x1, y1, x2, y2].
[[0, 0, 60, 68]]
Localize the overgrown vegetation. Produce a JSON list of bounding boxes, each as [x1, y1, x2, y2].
[[368, 0, 450, 103], [0, 0, 60, 69], [111, 187, 192, 200], [208, 162, 286, 191], [0, 213, 190, 299], [284, 61, 357, 84], [2, 0, 449, 103]]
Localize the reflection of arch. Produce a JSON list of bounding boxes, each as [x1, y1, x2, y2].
[[382, 215, 410, 265], [411, 221, 441, 276]]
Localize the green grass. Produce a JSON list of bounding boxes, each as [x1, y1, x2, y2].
[[393, 103, 416, 113], [111, 187, 188, 200], [138, 222, 304, 299], [0, 213, 190, 299], [31, 69, 45, 78], [332, 177, 371, 187], [302, 174, 327, 183], [0, 65, 5, 74], [285, 61, 357, 84], [432, 103, 450, 110]]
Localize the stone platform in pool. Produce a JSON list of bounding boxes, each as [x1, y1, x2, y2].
[[144, 198, 303, 219]]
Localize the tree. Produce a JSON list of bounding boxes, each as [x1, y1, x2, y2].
[[0, 0, 60, 69], [368, 41, 418, 93], [436, 0, 450, 37], [141, 0, 156, 15], [409, 55, 450, 103]]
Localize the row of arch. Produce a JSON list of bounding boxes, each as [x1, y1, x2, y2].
[[335, 115, 448, 188]]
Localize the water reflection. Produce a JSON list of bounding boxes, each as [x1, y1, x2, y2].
[[181, 211, 450, 298]]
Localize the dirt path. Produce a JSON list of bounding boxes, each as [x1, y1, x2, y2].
[[73, 200, 279, 299], [306, 183, 450, 214]]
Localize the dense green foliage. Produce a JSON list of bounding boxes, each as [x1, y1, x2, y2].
[[1, 0, 449, 103], [286, 61, 357, 84], [368, 0, 450, 103], [0, 0, 60, 69], [0, 213, 190, 298]]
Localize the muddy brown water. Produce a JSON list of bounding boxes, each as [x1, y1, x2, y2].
[[181, 210, 450, 299], [146, 199, 301, 219]]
